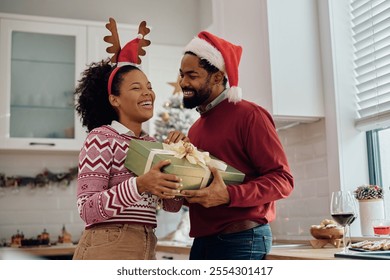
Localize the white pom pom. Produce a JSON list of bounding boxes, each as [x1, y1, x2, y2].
[[227, 86, 242, 104], [137, 34, 143, 39]]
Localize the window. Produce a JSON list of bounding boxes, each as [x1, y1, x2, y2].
[[367, 128, 390, 218], [351, 0, 390, 218], [352, 0, 390, 131]]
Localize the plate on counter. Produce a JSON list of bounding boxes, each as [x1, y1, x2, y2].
[[349, 247, 390, 253], [335, 249, 390, 260]]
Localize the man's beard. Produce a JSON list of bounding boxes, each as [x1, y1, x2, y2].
[[182, 78, 212, 109]]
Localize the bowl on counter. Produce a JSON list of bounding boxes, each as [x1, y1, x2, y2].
[[310, 227, 343, 239]]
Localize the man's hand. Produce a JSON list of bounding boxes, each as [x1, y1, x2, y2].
[[164, 130, 190, 144], [181, 167, 230, 208]]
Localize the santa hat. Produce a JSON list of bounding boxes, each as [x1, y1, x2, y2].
[[184, 31, 243, 103], [104, 19, 150, 95]]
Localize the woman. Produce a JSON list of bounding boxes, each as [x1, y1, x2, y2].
[[72, 20, 186, 260]]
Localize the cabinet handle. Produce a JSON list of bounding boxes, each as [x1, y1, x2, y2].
[[29, 142, 56, 146]]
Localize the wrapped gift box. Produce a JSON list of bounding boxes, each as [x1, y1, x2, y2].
[[125, 139, 245, 191]]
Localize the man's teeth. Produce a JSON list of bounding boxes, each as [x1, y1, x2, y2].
[[183, 91, 193, 96]]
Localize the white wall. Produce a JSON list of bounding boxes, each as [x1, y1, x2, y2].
[[317, 0, 370, 236], [0, 0, 204, 45], [319, 0, 369, 192]]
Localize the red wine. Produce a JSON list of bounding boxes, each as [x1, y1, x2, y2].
[[331, 213, 354, 226]]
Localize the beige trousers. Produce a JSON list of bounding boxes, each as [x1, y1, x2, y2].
[[72, 223, 157, 260]]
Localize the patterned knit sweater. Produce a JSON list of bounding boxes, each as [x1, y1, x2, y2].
[[76, 124, 182, 229]]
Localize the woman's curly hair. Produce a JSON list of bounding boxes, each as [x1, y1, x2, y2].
[[74, 58, 139, 132]]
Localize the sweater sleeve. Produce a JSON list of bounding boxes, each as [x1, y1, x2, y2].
[[227, 108, 294, 208], [76, 132, 143, 225], [162, 197, 184, 212]]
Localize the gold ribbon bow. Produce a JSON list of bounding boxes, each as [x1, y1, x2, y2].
[[162, 141, 227, 171]]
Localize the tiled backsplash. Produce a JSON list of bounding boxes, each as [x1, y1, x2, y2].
[[0, 182, 183, 244], [0, 118, 330, 244], [0, 151, 184, 243], [272, 118, 330, 241], [0, 151, 82, 244], [0, 182, 84, 244]]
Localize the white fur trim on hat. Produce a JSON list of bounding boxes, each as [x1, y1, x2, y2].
[[117, 61, 140, 68], [184, 37, 225, 72], [227, 86, 242, 104]]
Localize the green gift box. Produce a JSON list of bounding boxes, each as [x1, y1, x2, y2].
[[125, 139, 245, 191]]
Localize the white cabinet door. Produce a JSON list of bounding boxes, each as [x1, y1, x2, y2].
[[0, 17, 87, 151], [266, 0, 324, 120], [212, 0, 324, 125]]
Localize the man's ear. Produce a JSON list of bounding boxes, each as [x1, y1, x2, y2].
[[214, 71, 225, 85], [109, 94, 119, 107]]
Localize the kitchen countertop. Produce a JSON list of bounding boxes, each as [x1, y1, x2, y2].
[[156, 241, 192, 255], [1, 243, 341, 260], [0, 242, 192, 259], [266, 244, 343, 260], [20, 244, 76, 257], [0, 244, 77, 259], [267, 238, 390, 260], [3, 240, 387, 260]]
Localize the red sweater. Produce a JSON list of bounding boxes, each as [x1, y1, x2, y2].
[[188, 99, 294, 237]]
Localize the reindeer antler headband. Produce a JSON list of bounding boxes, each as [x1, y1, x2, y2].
[[104, 18, 151, 95]]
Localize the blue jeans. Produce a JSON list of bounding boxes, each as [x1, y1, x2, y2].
[[189, 224, 272, 260]]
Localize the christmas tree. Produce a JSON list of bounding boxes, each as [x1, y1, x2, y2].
[[154, 77, 196, 142]]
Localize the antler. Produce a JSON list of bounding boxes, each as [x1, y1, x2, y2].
[[137, 21, 151, 64], [104, 18, 121, 63]]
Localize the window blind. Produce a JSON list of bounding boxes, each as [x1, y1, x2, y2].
[[352, 0, 390, 131]]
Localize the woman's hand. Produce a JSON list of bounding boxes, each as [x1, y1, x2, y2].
[[136, 159, 182, 199], [164, 130, 190, 144]]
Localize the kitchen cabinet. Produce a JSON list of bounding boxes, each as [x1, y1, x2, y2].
[[213, 0, 324, 130], [0, 15, 86, 151], [265, 0, 324, 123], [0, 13, 138, 152]]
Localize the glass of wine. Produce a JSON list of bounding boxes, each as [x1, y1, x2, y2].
[[346, 198, 358, 248], [344, 210, 357, 248], [330, 191, 356, 253]]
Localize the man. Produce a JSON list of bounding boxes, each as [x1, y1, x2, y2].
[[179, 31, 294, 260]]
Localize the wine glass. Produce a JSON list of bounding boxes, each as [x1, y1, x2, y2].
[[346, 198, 358, 248], [330, 191, 356, 253]]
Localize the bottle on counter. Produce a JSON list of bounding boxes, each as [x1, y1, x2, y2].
[[10, 229, 23, 247], [39, 228, 50, 245], [57, 225, 72, 244]]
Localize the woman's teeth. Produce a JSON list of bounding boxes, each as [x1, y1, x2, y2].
[[140, 101, 152, 106]]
